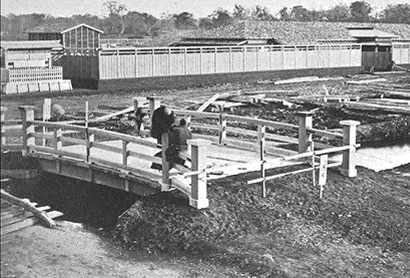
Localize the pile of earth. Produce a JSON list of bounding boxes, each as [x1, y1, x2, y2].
[[112, 164, 410, 277]]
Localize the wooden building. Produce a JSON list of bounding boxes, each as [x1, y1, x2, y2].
[[28, 23, 103, 50], [1, 40, 72, 94], [347, 27, 398, 70]]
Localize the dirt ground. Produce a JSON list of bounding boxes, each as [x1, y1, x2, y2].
[[1, 220, 241, 278], [1, 72, 410, 277]]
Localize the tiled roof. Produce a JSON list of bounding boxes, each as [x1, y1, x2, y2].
[[1, 40, 63, 50], [28, 23, 103, 34], [348, 29, 399, 38], [187, 21, 410, 45]]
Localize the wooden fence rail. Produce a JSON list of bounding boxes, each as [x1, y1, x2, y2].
[[17, 105, 211, 209]]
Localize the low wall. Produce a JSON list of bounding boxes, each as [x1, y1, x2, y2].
[[1, 80, 73, 94], [98, 66, 363, 91]]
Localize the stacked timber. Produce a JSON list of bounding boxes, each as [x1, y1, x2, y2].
[[1, 188, 63, 236]]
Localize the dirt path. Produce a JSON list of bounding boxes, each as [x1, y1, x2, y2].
[[1, 221, 236, 278]]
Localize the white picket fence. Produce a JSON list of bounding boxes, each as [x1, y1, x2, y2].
[[98, 44, 363, 80]]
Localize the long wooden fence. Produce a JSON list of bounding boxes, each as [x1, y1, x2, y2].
[[52, 43, 410, 82], [98, 44, 362, 79]]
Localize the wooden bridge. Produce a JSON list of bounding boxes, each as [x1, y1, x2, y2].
[[1, 97, 360, 209]]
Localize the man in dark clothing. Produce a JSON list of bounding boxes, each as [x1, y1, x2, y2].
[[150, 106, 175, 144], [150, 106, 175, 170]]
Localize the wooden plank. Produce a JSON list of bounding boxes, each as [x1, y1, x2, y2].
[[89, 128, 158, 148], [346, 78, 387, 85], [92, 106, 134, 122], [343, 101, 410, 114], [1, 169, 38, 179], [224, 114, 299, 131], [1, 211, 63, 236], [128, 150, 162, 164], [197, 93, 220, 112], [1, 189, 58, 228]]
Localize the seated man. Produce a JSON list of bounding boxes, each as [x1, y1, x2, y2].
[[169, 118, 192, 166]]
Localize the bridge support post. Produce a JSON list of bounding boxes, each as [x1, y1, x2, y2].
[[147, 96, 160, 135], [1, 106, 7, 148], [161, 132, 170, 191], [297, 111, 314, 154], [340, 120, 360, 177], [188, 139, 211, 209], [218, 113, 226, 144], [19, 106, 35, 156]]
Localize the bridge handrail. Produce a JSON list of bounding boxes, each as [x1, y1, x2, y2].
[[306, 127, 343, 140]]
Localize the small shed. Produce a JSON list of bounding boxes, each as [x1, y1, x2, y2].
[[348, 27, 398, 70], [1, 40, 72, 94], [28, 23, 104, 50], [1, 40, 63, 69]]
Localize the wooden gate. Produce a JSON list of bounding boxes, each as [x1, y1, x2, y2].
[[362, 52, 392, 70]]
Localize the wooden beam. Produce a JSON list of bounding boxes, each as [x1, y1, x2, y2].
[[1, 189, 60, 228]]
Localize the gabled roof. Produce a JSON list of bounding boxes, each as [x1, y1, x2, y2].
[[28, 23, 104, 34], [187, 21, 410, 45], [1, 40, 63, 50]]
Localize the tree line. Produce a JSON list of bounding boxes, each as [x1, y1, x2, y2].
[[1, 1, 409, 40]]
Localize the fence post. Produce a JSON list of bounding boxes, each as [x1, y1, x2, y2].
[[133, 97, 140, 135], [42, 98, 51, 146], [258, 125, 266, 197], [19, 106, 35, 156], [147, 96, 160, 134], [161, 132, 170, 191], [340, 120, 360, 177], [1, 107, 7, 148], [218, 113, 226, 144], [85, 129, 94, 163], [122, 140, 129, 166], [297, 111, 314, 153], [188, 139, 211, 209]]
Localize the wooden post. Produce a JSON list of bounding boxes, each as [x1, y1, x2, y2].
[[186, 116, 192, 130], [85, 101, 89, 128], [53, 128, 62, 151], [188, 139, 211, 209], [258, 125, 266, 198], [133, 97, 139, 122], [42, 99, 51, 121], [85, 129, 94, 163], [19, 106, 35, 156], [147, 96, 160, 134], [340, 120, 360, 177], [42, 99, 51, 147], [219, 113, 226, 144], [122, 140, 129, 165], [297, 111, 314, 154], [1, 107, 7, 148], [161, 132, 170, 191]]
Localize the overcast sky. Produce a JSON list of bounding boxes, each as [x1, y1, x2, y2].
[[1, 0, 406, 18]]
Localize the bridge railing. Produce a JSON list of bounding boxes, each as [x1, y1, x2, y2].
[[17, 105, 211, 209], [1, 107, 24, 151], [145, 96, 359, 198]]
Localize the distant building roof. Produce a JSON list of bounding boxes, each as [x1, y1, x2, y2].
[[1, 40, 63, 50], [172, 38, 248, 46], [28, 23, 103, 34], [348, 29, 399, 38], [186, 21, 410, 45]]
